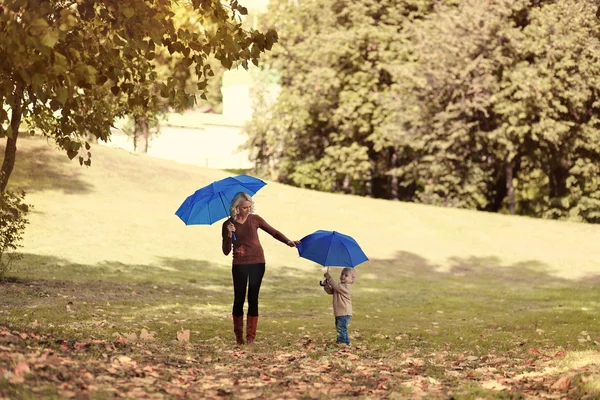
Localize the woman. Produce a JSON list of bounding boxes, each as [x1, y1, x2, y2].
[[222, 192, 300, 345]]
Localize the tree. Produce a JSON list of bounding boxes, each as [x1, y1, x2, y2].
[[123, 2, 229, 153], [392, 0, 526, 210], [494, 0, 600, 221], [245, 0, 435, 197], [395, 0, 600, 221], [0, 0, 278, 192]]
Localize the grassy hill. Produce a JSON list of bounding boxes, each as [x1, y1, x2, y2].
[[4, 136, 600, 398], [5, 135, 600, 280]]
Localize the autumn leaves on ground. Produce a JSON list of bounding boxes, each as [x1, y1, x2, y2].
[[2, 137, 600, 399]]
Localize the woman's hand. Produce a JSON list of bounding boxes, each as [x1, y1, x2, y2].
[[286, 240, 301, 247], [226, 222, 236, 238]]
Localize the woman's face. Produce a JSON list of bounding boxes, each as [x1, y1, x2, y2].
[[237, 200, 252, 218]]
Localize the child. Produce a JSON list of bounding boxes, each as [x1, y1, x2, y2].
[[323, 267, 356, 345]]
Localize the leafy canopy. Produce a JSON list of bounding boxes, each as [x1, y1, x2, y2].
[[0, 0, 277, 189]]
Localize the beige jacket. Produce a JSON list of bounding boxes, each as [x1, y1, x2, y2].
[[323, 278, 352, 317]]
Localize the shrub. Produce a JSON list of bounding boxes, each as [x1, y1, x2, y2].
[[0, 190, 30, 279]]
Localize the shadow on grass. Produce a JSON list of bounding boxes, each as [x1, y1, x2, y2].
[[5, 253, 231, 283], [5, 251, 598, 292], [366, 250, 579, 287], [1, 136, 93, 194], [0, 254, 236, 309], [3, 251, 600, 350], [358, 251, 600, 316], [5, 251, 597, 298], [4, 251, 599, 320]]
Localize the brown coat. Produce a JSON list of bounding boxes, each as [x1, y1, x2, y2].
[[323, 278, 353, 317], [222, 214, 289, 264]]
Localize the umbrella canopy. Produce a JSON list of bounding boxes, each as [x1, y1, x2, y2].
[[297, 230, 368, 268], [175, 174, 266, 225]]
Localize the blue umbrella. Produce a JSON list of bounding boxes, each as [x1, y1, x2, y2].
[[297, 230, 368, 269], [175, 174, 266, 225]]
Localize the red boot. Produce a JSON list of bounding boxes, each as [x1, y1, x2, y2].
[[233, 315, 244, 345], [246, 315, 258, 344]]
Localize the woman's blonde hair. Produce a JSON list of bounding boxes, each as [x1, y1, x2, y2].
[[230, 192, 254, 220]]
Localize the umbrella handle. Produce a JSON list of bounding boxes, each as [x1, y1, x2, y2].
[[229, 217, 237, 242], [319, 267, 329, 286]]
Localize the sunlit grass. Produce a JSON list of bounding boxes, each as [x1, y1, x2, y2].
[[3, 136, 600, 281], [2, 136, 600, 397]]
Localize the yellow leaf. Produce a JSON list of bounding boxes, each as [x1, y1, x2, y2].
[[140, 328, 155, 341], [481, 379, 509, 391], [13, 362, 30, 377], [177, 328, 190, 342], [551, 376, 571, 390]]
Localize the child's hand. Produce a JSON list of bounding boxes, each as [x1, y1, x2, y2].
[[324, 272, 332, 281]]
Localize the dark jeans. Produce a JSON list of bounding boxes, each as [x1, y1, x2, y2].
[[232, 263, 265, 317], [335, 315, 352, 345]]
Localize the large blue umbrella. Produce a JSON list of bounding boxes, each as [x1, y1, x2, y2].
[[297, 230, 368, 269], [175, 174, 266, 225]]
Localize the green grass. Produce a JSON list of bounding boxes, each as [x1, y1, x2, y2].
[[2, 136, 600, 398]]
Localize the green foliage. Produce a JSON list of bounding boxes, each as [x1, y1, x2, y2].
[[393, 0, 530, 209], [123, 2, 228, 147], [246, 0, 421, 196], [0, 0, 277, 188], [248, 0, 600, 223], [493, 0, 600, 222], [0, 190, 29, 279]]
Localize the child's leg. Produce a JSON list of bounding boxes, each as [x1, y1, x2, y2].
[[335, 315, 352, 345]]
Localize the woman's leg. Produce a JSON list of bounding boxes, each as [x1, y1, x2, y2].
[[246, 263, 265, 317], [246, 263, 265, 344], [232, 265, 249, 317]]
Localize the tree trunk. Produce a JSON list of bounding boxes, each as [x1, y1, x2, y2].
[[342, 175, 351, 194], [0, 87, 23, 193], [134, 115, 149, 153], [548, 151, 569, 200], [268, 158, 278, 181], [505, 159, 515, 215], [390, 148, 399, 201]]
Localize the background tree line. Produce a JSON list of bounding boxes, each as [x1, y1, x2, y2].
[[245, 0, 600, 223]]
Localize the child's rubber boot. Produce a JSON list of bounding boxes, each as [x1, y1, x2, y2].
[[233, 315, 245, 345], [246, 315, 258, 344]]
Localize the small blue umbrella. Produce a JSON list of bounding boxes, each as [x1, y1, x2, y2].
[[175, 174, 266, 225], [297, 230, 368, 269]]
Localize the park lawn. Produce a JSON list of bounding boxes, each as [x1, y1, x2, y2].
[[1, 136, 600, 398]]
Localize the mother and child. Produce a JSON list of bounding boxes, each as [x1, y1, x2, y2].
[[221, 192, 357, 346]]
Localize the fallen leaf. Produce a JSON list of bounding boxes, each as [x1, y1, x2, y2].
[[177, 328, 190, 343], [13, 362, 30, 377], [481, 379, 509, 391], [58, 390, 76, 399], [140, 329, 155, 341], [551, 376, 571, 390]]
